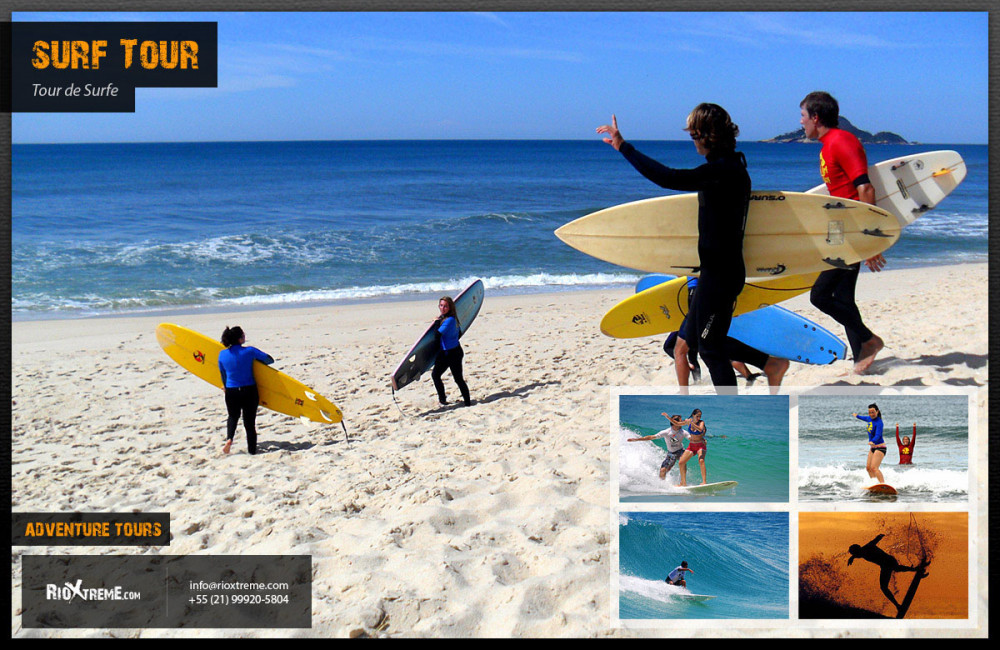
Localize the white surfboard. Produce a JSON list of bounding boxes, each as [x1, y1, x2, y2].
[[807, 150, 966, 226], [555, 191, 899, 278], [674, 592, 716, 602], [678, 480, 738, 494]]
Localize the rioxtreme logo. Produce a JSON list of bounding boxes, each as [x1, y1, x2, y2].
[[47, 580, 141, 603], [21, 555, 312, 628], [8, 21, 217, 112]]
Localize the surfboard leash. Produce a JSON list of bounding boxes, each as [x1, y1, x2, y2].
[[341, 421, 350, 445], [391, 386, 408, 417]]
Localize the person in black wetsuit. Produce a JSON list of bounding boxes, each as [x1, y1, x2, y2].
[[598, 108, 788, 390]]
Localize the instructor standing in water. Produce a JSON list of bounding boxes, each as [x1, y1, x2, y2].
[[218, 326, 274, 455], [598, 107, 787, 389]]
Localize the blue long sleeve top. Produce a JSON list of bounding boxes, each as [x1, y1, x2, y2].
[[218, 344, 274, 388], [856, 415, 885, 446], [438, 316, 461, 351]]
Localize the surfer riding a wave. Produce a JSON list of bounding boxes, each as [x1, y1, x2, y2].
[[677, 409, 709, 486], [854, 403, 887, 485], [627, 412, 693, 480]]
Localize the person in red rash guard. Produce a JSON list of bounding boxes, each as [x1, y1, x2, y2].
[[896, 423, 916, 464], [799, 91, 885, 374]]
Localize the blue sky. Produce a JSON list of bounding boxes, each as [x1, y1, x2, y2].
[[12, 11, 989, 144]]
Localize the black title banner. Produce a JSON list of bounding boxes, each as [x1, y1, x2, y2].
[[8, 21, 217, 112], [12, 512, 171, 547]]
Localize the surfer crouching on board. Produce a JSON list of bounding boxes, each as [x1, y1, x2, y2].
[[854, 403, 887, 484], [432, 296, 472, 407], [626, 412, 693, 480], [598, 108, 788, 391], [665, 561, 694, 587], [677, 409, 710, 486], [218, 326, 274, 455]]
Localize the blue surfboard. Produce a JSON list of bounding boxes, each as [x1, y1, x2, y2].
[[639, 275, 846, 365]]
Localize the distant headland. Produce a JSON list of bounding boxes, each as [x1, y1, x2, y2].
[[763, 117, 911, 144]]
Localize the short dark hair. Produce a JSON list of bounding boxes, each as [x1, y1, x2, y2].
[[800, 91, 840, 128], [681, 560, 688, 568]]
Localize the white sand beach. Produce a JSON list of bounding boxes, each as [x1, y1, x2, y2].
[[10, 262, 988, 637]]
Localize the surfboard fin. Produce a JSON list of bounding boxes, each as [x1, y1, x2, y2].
[[861, 228, 892, 237], [822, 257, 851, 269]]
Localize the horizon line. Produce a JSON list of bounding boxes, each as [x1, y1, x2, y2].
[[11, 137, 983, 146]]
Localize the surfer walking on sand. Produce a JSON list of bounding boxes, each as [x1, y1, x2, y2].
[[627, 412, 693, 480], [598, 108, 788, 391], [218, 326, 274, 455], [847, 533, 929, 612], [896, 424, 916, 465], [664, 300, 785, 391], [799, 91, 885, 374], [677, 408, 710, 486], [431, 296, 472, 407], [854, 403, 887, 484], [665, 561, 694, 587]]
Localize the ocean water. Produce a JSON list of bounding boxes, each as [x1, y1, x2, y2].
[[11, 140, 987, 319], [618, 394, 789, 502], [797, 394, 969, 502], [618, 511, 789, 620]]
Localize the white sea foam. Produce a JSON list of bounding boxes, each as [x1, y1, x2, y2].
[[619, 575, 698, 603]]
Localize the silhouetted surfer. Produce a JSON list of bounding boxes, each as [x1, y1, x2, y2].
[[847, 533, 929, 612]]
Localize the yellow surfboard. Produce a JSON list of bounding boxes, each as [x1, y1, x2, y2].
[[600, 272, 819, 338], [155, 323, 343, 425]]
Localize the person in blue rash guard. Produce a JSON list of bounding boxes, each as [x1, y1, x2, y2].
[[853, 403, 887, 484], [431, 296, 471, 407], [218, 326, 274, 455], [598, 107, 788, 391]]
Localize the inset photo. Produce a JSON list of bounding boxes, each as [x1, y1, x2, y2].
[[799, 512, 968, 620], [617, 394, 789, 502], [798, 394, 969, 502], [617, 512, 789, 621]]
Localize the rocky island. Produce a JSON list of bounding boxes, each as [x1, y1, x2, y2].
[[763, 117, 910, 144]]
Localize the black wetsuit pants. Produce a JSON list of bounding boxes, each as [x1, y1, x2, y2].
[[810, 265, 874, 361], [225, 384, 259, 455], [432, 346, 471, 406], [686, 274, 769, 387]]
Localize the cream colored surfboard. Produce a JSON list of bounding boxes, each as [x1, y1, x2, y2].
[[555, 191, 900, 278], [807, 150, 966, 226], [600, 272, 819, 338], [156, 323, 343, 425]]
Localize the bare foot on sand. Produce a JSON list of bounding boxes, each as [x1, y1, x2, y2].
[[854, 335, 885, 374], [222, 439, 232, 454]]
